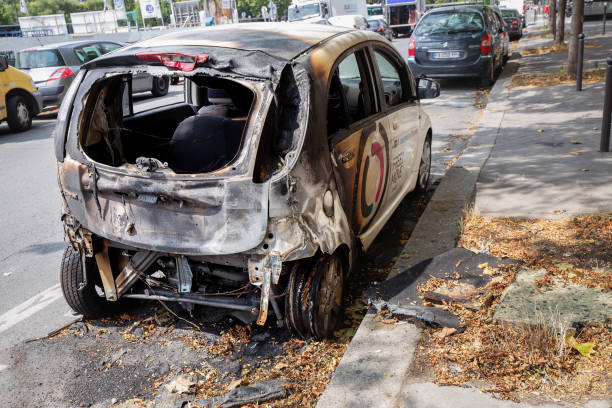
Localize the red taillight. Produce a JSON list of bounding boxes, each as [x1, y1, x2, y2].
[[376, 27, 383, 32], [136, 52, 209, 72], [408, 37, 416, 57], [48, 67, 74, 81], [353, 24, 358, 28], [512, 18, 519, 26], [481, 33, 491, 54]]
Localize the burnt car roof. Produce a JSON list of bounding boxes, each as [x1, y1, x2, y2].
[[123, 23, 352, 61]]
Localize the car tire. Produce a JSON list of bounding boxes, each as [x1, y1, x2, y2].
[[6, 95, 33, 132], [285, 253, 344, 340], [151, 76, 169, 97], [416, 134, 431, 191], [60, 245, 121, 318], [480, 61, 494, 87]]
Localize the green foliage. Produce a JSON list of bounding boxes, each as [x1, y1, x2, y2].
[[237, 0, 289, 19]]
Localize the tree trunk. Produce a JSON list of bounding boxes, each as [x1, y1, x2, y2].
[[556, 0, 567, 44], [549, 0, 556, 29], [568, 0, 584, 75]]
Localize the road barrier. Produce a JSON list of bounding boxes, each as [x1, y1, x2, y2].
[[577, 33, 585, 91], [601, 57, 612, 152]]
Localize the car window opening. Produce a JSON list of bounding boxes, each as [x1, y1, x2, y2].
[[253, 65, 301, 183], [79, 73, 254, 174]]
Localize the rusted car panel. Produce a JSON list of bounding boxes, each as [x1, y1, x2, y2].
[[56, 23, 435, 339]]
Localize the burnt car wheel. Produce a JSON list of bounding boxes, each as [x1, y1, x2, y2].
[[285, 254, 344, 339], [416, 135, 431, 191], [151, 76, 170, 97], [60, 245, 121, 318], [7, 95, 32, 132]]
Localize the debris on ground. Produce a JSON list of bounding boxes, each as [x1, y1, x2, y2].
[[509, 68, 606, 89], [417, 212, 612, 403], [195, 379, 287, 407], [364, 248, 521, 329]]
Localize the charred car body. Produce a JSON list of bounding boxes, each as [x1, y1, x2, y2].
[[56, 23, 438, 339]]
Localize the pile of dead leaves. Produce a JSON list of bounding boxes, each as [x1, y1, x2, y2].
[[187, 328, 350, 407], [458, 212, 612, 290], [419, 212, 612, 402], [520, 42, 600, 56], [509, 68, 606, 89]]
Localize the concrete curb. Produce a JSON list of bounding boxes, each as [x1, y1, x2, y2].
[[316, 60, 516, 408]]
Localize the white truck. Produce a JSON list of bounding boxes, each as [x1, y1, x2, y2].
[[287, 0, 367, 23], [499, 0, 525, 15]]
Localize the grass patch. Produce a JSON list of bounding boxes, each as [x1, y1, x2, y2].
[[509, 68, 606, 89], [419, 211, 612, 402]]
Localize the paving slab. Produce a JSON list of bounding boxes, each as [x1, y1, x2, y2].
[[475, 82, 612, 218], [493, 268, 612, 325]]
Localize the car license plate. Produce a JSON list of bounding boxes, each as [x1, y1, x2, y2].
[[432, 51, 460, 59]]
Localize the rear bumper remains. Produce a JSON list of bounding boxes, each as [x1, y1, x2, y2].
[[408, 55, 491, 79]]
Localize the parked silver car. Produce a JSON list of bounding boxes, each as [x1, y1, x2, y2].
[[16, 41, 170, 109]]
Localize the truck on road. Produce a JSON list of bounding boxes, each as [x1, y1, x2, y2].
[[385, 0, 425, 37], [288, 0, 367, 23]]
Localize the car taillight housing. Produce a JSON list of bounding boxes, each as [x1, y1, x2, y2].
[[48, 67, 74, 81], [136, 52, 209, 72], [481, 33, 491, 54], [353, 24, 358, 28], [376, 27, 383, 31], [408, 37, 416, 57], [512, 18, 519, 26]]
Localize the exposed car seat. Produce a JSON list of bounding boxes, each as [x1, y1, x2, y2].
[[168, 88, 247, 174]]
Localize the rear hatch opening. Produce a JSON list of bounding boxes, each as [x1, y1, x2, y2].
[[79, 72, 255, 175]]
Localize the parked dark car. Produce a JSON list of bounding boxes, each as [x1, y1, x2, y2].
[[368, 18, 393, 41], [408, 5, 506, 86], [55, 23, 439, 339], [500, 8, 523, 40], [16, 41, 170, 109]]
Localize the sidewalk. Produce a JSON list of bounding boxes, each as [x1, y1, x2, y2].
[[317, 18, 612, 408]]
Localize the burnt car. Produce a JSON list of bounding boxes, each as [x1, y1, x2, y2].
[[56, 23, 438, 339]]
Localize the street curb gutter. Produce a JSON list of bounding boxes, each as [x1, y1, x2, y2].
[[316, 63, 516, 408]]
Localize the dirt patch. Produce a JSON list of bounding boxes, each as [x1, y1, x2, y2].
[[509, 68, 606, 89], [414, 212, 612, 403], [520, 42, 600, 56]]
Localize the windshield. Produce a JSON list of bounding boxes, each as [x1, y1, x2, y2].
[[288, 3, 321, 22], [17, 49, 64, 69], [501, 9, 516, 17], [415, 11, 484, 35], [368, 6, 383, 16], [368, 19, 382, 28]]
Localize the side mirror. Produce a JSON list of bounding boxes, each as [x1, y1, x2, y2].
[[417, 77, 440, 99], [0, 55, 8, 72]]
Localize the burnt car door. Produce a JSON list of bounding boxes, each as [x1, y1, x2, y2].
[[328, 46, 395, 242], [364, 46, 421, 245]]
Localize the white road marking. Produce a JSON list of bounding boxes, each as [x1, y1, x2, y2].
[[0, 284, 63, 335], [0, 364, 7, 372]]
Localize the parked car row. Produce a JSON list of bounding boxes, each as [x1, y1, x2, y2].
[[408, 4, 512, 86], [1, 40, 171, 132]]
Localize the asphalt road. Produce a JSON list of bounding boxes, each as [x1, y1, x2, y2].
[[0, 86, 184, 352], [0, 43, 488, 353]]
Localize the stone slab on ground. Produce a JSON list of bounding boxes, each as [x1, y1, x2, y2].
[[493, 268, 612, 325], [365, 248, 521, 328], [475, 82, 612, 218]]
